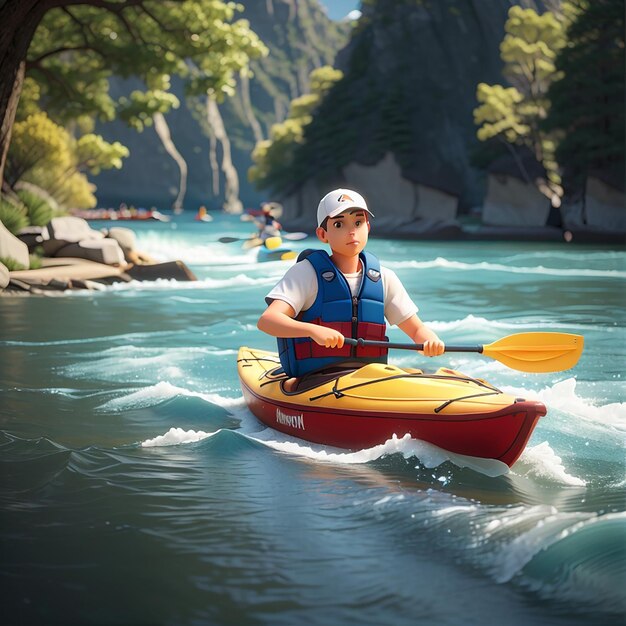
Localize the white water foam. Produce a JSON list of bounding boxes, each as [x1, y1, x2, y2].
[[97, 381, 245, 413], [504, 378, 626, 435], [134, 233, 257, 266], [500, 250, 626, 263], [142, 426, 217, 447], [423, 313, 614, 334], [139, 426, 509, 477], [105, 274, 278, 292], [385, 257, 626, 279], [515, 442, 586, 486]]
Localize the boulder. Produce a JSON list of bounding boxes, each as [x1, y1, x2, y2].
[[279, 152, 459, 235], [582, 177, 625, 231], [0, 220, 30, 269], [125, 260, 197, 282], [17, 225, 49, 252], [43, 215, 105, 256], [54, 239, 126, 266], [41, 216, 127, 265], [482, 174, 551, 227]]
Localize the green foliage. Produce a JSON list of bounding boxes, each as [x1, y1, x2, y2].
[[0, 198, 29, 235], [5, 112, 68, 185], [27, 1, 267, 125], [473, 6, 569, 196], [249, 66, 343, 190], [16, 189, 54, 227], [0, 256, 28, 271], [500, 7, 566, 91], [474, 84, 528, 143], [117, 90, 181, 132], [28, 254, 43, 270], [543, 0, 625, 186], [8, 0, 268, 207], [6, 112, 129, 209], [75, 135, 129, 176]]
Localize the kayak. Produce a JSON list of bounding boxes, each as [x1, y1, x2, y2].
[[237, 346, 547, 467], [256, 246, 297, 262]]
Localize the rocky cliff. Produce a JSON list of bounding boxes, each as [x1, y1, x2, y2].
[[91, 0, 350, 212], [276, 0, 550, 231]]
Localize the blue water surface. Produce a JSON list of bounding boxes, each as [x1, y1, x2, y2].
[[1, 212, 624, 625]]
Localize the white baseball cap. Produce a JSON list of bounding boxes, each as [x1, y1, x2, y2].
[[316, 188, 374, 227]]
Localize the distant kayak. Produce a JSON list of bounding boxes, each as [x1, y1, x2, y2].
[[72, 208, 169, 222], [256, 246, 297, 262], [238, 346, 547, 467]]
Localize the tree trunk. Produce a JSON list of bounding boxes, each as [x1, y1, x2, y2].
[[0, 1, 49, 189], [206, 97, 242, 214], [153, 112, 188, 212]]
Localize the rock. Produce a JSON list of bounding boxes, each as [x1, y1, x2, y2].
[[42, 216, 126, 265], [280, 152, 460, 235], [125, 261, 197, 282], [0, 220, 30, 269], [581, 177, 625, 231], [482, 174, 551, 227], [54, 239, 126, 266], [17, 225, 50, 252]]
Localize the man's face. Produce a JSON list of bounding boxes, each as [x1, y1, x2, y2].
[[316, 209, 370, 258]]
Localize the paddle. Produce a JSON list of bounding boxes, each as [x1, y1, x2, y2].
[[343, 332, 584, 373], [218, 232, 308, 244]]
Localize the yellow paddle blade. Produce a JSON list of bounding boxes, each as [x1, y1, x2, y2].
[[280, 251, 297, 261], [242, 237, 263, 250], [264, 236, 282, 250], [482, 332, 584, 373]]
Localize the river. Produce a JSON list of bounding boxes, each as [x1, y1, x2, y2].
[[1, 212, 624, 625]]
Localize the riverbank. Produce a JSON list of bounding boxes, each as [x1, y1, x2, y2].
[[2, 257, 197, 294], [387, 224, 626, 244]]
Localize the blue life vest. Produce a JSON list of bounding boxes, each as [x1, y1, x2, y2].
[[277, 249, 388, 378]]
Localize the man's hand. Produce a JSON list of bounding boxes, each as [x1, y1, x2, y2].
[[421, 338, 445, 357], [309, 325, 345, 348]]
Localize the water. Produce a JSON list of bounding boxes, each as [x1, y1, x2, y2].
[[1, 212, 624, 625]]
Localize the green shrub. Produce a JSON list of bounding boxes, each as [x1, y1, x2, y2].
[[0, 255, 28, 271], [0, 198, 28, 234], [29, 254, 42, 269], [16, 189, 54, 226]]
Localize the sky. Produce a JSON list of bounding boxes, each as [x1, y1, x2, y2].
[[318, 0, 361, 21]]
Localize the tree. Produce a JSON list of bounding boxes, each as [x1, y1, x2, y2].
[[473, 6, 567, 203], [249, 66, 343, 191], [0, 0, 266, 192], [6, 110, 129, 208], [543, 0, 625, 191]]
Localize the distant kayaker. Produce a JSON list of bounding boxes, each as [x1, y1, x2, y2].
[[257, 188, 445, 391], [256, 202, 282, 242]]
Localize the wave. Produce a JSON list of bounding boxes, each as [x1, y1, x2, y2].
[[106, 274, 278, 292], [500, 250, 626, 263], [97, 382, 246, 413], [515, 512, 626, 615], [61, 345, 237, 383], [422, 313, 614, 334], [385, 257, 626, 279], [514, 442, 586, 486], [0, 329, 187, 348], [504, 378, 626, 435]]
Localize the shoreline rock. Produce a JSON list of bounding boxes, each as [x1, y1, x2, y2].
[[2, 257, 197, 294]]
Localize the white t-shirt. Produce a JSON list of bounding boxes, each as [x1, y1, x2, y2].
[[265, 258, 418, 326]]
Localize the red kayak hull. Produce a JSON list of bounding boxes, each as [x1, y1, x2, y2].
[[240, 381, 546, 467]]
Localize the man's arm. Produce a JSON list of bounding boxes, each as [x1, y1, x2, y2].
[[258, 300, 345, 348], [397, 314, 445, 357]]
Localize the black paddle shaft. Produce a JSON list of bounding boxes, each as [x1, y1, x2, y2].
[[343, 337, 484, 354]]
